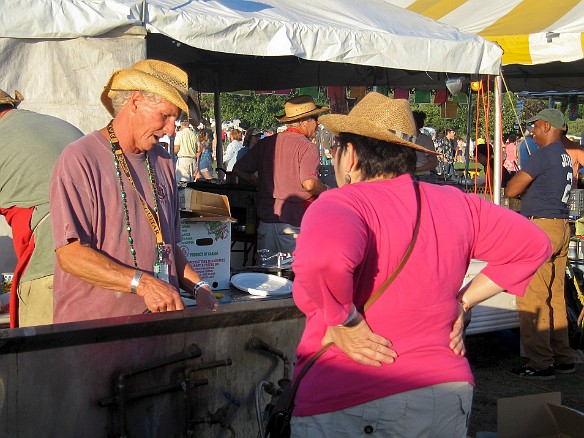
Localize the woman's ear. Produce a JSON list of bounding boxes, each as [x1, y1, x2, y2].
[[345, 142, 359, 172]]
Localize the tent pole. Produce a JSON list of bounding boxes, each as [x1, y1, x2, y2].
[[493, 74, 503, 205], [214, 83, 224, 173], [464, 82, 472, 189]]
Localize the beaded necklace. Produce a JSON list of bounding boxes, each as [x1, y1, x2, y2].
[[107, 121, 163, 266]]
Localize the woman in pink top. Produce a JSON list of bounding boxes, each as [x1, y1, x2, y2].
[[504, 134, 519, 173], [290, 93, 551, 437]]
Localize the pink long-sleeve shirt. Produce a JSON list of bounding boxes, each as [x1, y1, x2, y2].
[[292, 174, 550, 416]]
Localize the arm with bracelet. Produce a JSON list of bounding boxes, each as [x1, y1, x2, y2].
[[174, 245, 218, 309]]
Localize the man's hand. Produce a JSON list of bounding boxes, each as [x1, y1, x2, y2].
[[449, 303, 467, 356], [578, 307, 584, 328], [196, 285, 219, 310], [137, 273, 185, 313], [321, 316, 397, 367]]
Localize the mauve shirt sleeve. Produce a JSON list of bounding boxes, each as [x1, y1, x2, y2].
[[49, 148, 95, 249], [298, 142, 320, 182]]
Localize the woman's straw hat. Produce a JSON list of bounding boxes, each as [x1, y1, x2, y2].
[[275, 95, 330, 123], [0, 90, 24, 108], [101, 59, 189, 117], [319, 92, 439, 155]]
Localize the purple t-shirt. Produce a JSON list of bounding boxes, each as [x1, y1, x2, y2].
[[234, 132, 320, 227], [50, 131, 181, 323], [292, 175, 551, 416]]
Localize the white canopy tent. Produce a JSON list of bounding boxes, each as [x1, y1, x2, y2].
[[0, 1, 507, 273], [1, 0, 502, 132]]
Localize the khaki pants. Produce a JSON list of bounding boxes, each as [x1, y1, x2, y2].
[[517, 218, 573, 370], [18, 275, 54, 327], [291, 382, 473, 438]]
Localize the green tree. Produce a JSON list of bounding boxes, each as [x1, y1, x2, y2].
[[198, 92, 329, 130]]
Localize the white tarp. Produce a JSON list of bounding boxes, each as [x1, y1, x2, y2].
[[2, 0, 502, 76], [0, 27, 146, 134]]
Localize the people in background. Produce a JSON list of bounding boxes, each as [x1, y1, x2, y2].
[[435, 127, 457, 180], [518, 125, 538, 169], [223, 128, 244, 171], [0, 89, 83, 327], [233, 96, 330, 255], [503, 134, 519, 174], [290, 93, 549, 437], [412, 110, 438, 182], [196, 129, 216, 180], [561, 126, 584, 188], [174, 120, 198, 182], [49, 60, 217, 323], [506, 108, 575, 380]]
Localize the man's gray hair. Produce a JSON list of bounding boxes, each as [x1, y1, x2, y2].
[[110, 90, 163, 116]]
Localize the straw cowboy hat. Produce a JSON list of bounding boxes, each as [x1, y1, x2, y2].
[[0, 89, 24, 108], [275, 95, 330, 123], [319, 92, 439, 155], [101, 59, 189, 117]]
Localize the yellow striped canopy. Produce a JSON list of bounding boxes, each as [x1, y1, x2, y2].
[[389, 0, 584, 65]]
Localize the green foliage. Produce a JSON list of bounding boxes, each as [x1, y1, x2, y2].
[[198, 92, 329, 130], [412, 93, 549, 139], [567, 119, 584, 137], [197, 90, 584, 140]]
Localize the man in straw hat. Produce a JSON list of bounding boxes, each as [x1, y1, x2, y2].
[[49, 60, 217, 323], [288, 92, 550, 437], [233, 95, 331, 256], [506, 108, 576, 379], [0, 89, 83, 328]]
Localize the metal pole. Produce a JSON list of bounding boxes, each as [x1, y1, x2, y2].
[[464, 83, 473, 188], [493, 74, 503, 205], [214, 83, 224, 172], [141, 0, 147, 26]]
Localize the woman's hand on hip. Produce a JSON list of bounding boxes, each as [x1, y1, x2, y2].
[[321, 316, 397, 367], [449, 302, 467, 356]]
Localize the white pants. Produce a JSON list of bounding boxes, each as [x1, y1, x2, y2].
[[291, 382, 473, 438]]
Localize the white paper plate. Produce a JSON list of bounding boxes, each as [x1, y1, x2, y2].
[[230, 273, 292, 297]]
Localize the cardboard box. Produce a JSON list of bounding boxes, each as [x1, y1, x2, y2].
[[497, 392, 584, 438], [179, 190, 235, 290]]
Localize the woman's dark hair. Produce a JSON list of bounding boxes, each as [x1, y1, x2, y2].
[[337, 132, 416, 178]]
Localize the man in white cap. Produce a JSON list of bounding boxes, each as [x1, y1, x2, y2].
[[0, 89, 83, 327], [49, 60, 217, 323], [233, 95, 330, 256], [506, 108, 575, 379]]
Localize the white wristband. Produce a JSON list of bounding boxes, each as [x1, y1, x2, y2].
[[193, 280, 210, 298], [130, 271, 143, 294]]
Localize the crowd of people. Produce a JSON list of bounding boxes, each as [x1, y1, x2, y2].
[[1, 57, 583, 437]]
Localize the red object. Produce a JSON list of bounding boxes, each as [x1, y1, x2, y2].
[[394, 88, 410, 100], [434, 89, 448, 104], [0, 206, 36, 328], [327, 86, 344, 113], [302, 196, 316, 211]]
